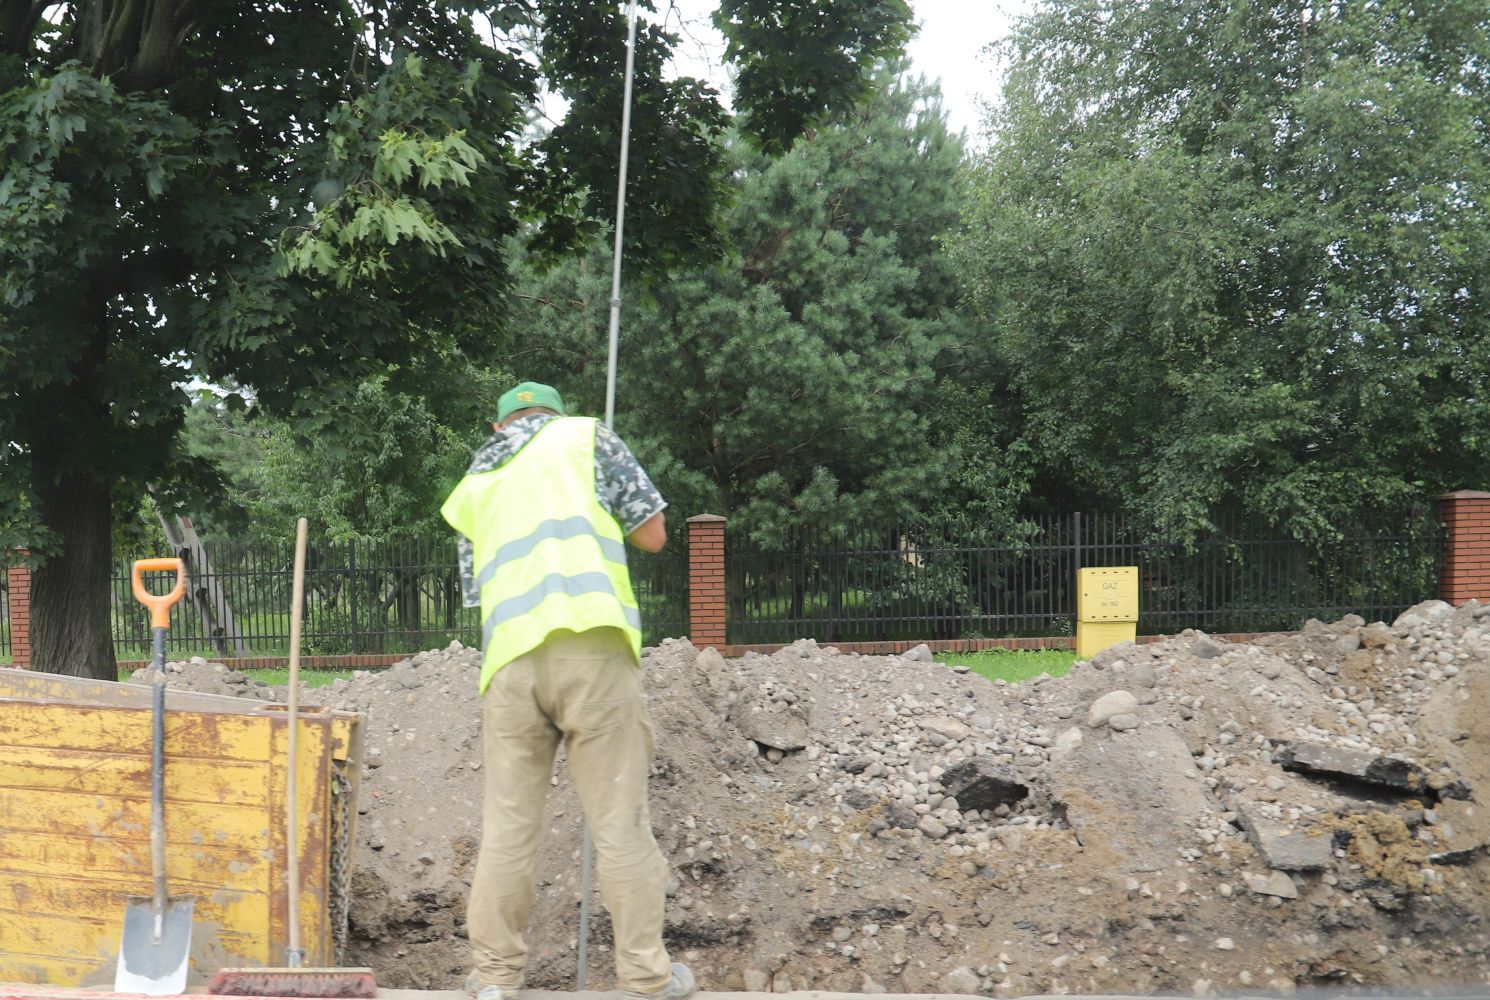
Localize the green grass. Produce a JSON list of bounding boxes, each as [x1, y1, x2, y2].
[[239, 667, 348, 688], [934, 648, 1077, 684], [115, 665, 353, 688]]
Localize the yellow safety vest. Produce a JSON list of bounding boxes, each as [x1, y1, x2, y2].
[[440, 417, 641, 693]]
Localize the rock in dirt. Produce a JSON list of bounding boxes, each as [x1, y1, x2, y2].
[[1235, 807, 1333, 871], [1245, 870, 1300, 899], [1274, 741, 1470, 800], [1393, 599, 1455, 630], [1086, 689, 1138, 727], [1191, 637, 1227, 659], [938, 966, 980, 994], [940, 756, 1029, 811], [730, 702, 810, 752]]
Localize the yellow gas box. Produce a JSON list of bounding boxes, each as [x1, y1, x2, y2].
[[1076, 566, 1139, 658], [0, 667, 363, 988]]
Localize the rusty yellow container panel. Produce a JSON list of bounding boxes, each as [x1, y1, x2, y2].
[[0, 667, 363, 989], [1076, 566, 1139, 658]]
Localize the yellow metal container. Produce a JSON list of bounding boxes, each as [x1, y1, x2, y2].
[[1076, 566, 1139, 658], [0, 667, 363, 988]]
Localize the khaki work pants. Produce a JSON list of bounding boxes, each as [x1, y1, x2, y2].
[[467, 627, 672, 994]]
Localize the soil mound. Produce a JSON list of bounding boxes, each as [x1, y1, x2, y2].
[[145, 600, 1490, 995]]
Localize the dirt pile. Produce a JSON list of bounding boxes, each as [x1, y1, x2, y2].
[[145, 600, 1490, 995]]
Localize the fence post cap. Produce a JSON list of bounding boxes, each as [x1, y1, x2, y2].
[[687, 513, 727, 523], [1436, 490, 1490, 501]]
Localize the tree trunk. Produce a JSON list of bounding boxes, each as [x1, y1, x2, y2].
[[395, 569, 422, 637], [31, 454, 116, 678]]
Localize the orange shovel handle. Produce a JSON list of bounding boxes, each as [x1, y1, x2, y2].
[[132, 558, 187, 629]]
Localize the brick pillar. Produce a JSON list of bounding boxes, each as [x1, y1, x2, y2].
[[7, 549, 31, 668], [1437, 491, 1490, 605], [686, 514, 727, 649]]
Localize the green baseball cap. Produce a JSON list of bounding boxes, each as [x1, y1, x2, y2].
[[496, 381, 565, 423]]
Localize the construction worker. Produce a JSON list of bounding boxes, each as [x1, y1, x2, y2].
[[441, 381, 694, 1000]]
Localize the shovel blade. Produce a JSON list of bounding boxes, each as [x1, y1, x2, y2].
[[116, 895, 195, 995]]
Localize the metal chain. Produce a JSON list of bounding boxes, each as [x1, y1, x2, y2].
[[329, 762, 353, 961]]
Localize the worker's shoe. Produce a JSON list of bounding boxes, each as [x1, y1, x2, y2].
[[624, 963, 696, 1000], [473, 985, 519, 1000], [463, 971, 521, 1000]]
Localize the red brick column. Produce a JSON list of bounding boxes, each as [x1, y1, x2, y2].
[[687, 515, 727, 649], [1437, 491, 1490, 605], [7, 549, 31, 667]]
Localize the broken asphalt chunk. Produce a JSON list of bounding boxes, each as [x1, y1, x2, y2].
[[940, 755, 1030, 811], [1235, 806, 1333, 871], [1272, 741, 1471, 800]]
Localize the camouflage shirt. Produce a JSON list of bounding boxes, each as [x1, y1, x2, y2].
[[455, 414, 666, 607]]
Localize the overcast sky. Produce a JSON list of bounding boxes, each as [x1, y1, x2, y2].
[[657, 0, 1035, 144]]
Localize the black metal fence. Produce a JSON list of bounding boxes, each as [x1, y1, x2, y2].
[[111, 534, 690, 661], [727, 509, 1443, 645], [0, 581, 10, 659]]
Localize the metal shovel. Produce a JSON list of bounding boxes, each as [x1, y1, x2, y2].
[[117, 557, 195, 995]]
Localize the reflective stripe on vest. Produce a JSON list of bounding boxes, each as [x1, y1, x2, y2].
[[481, 571, 643, 648], [473, 515, 629, 590]]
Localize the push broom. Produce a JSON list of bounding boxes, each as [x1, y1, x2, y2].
[[208, 518, 377, 998]]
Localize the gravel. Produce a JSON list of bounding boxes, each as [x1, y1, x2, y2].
[[142, 599, 1490, 995]]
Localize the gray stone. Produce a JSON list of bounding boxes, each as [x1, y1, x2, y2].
[[731, 702, 810, 751], [1091, 642, 1137, 669], [883, 803, 920, 829], [1087, 689, 1138, 728], [917, 815, 949, 839], [902, 643, 935, 662], [938, 967, 981, 994], [1236, 807, 1333, 871], [919, 716, 972, 741], [940, 755, 1030, 811], [1244, 870, 1299, 899], [1107, 713, 1140, 732], [1192, 637, 1227, 659], [1051, 726, 1083, 759], [843, 787, 879, 811], [694, 646, 728, 671], [1128, 662, 1157, 688], [1393, 599, 1455, 630], [842, 755, 876, 774], [994, 825, 1026, 851]]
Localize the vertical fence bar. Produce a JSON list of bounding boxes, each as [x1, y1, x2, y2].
[[347, 539, 358, 655], [1073, 511, 1082, 577]]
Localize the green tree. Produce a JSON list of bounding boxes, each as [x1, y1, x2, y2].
[[0, 1, 913, 677], [953, 0, 1490, 538], [514, 69, 971, 537], [178, 373, 499, 541]]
